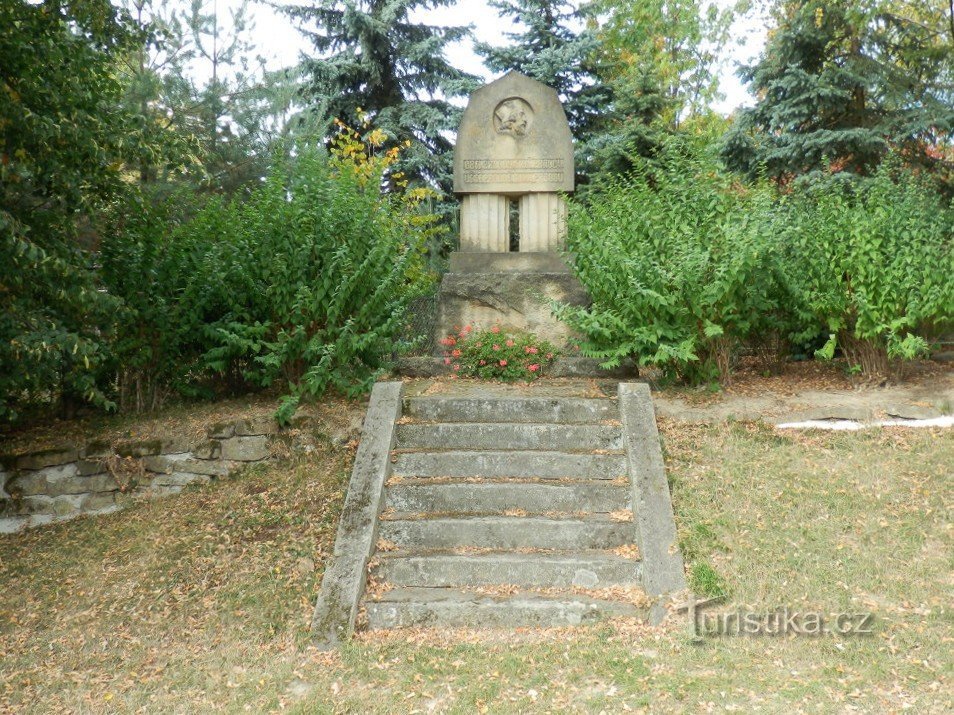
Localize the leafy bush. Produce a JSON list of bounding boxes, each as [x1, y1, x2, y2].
[[778, 160, 954, 375], [101, 126, 436, 420], [440, 326, 557, 381], [561, 140, 792, 384]]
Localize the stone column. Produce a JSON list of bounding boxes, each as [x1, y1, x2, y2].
[[459, 194, 510, 252], [518, 193, 567, 252]]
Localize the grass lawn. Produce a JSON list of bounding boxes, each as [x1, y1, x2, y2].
[[0, 416, 950, 713]]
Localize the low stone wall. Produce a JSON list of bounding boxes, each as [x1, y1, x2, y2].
[[0, 416, 280, 533]]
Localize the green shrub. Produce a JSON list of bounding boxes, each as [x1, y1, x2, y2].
[[439, 326, 557, 381], [561, 139, 792, 384], [101, 138, 436, 420], [779, 160, 954, 375]]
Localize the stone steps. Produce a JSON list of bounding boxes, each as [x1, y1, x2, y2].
[[373, 551, 643, 589], [394, 422, 622, 451], [384, 481, 631, 514], [360, 394, 646, 632], [378, 515, 634, 550], [314, 384, 685, 645], [365, 587, 647, 629]]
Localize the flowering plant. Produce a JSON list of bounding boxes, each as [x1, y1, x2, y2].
[[440, 325, 558, 381]]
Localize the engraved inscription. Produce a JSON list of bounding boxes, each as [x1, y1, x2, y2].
[[462, 157, 565, 185], [463, 159, 564, 171]]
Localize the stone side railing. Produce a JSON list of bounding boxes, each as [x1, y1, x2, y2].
[[0, 416, 280, 533]]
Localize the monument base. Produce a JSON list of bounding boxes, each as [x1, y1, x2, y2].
[[435, 252, 589, 347]]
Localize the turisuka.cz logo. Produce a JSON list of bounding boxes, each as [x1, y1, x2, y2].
[[677, 595, 876, 639]]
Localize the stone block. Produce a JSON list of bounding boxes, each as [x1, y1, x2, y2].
[[144, 454, 229, 477], [0, 516, 30, 534], [80, 493, 117, 512], [115, 440, 163, 458], [208, 421, 236, 439], [10, 465, 119, 497], [83, 440, 113, 458], [161, 437, 194, 454], [53, 495, 83, 516], [312, 381, 403, 648], [151, 472, 211, 488], [192, 440, 222, 460], [76, 459, 107, 476], [19, 495, 55, 515], [10, 463, 77, 496], [618, 383, 686, 596], [219, 436, 269, 462], [16, 448, 79, 470], [448, 251, 572, 274], [234, 416, 280, 436], [436, 269, 589, 347]]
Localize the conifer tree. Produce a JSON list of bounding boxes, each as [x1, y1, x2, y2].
[[722, 0, 954, 189], [284, 0, 479, 194], [474, 0, 611, 181]]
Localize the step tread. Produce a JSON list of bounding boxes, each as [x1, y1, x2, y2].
[[402, 397, 618, 424], [363, 586, 646, 629], [381, 513, 627, 523], [366, 585, 639, 605], [384, 481, 631, 515], [394, 422, 622, 452], [392, 450, 628, 480], [377, 549, 639, 560], [378, 514, 635, 550], [373, 551, 643, 588]]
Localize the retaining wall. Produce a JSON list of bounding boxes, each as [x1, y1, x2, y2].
[[1, 416, 281, 533]]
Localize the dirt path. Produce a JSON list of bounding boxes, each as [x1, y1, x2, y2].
[[654, 374, 954, 424]]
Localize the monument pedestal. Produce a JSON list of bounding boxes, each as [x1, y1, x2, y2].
[[435, 252, 589, 347]]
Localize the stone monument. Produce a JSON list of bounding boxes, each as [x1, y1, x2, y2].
[[454, 71, 574, 252], [435, 72, 589, 347]]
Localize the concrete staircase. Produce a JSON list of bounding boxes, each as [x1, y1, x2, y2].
[[361, 394, 648, 629]]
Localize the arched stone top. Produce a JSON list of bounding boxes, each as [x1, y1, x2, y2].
[[454, 71, 575, 195]]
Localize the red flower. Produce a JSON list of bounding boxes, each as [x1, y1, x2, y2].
[[492, 344, 500, 351], [453, 364, 460, 371], [443, 357, 451, 365], [525, 346, 538, 354], [505, 339, 515, 347], [499, 359, 507, 367], [528, 364, 540, 372], [491, 325, 501, 334], [451, 349, 461, 357], [479, 359, 486, 365]]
